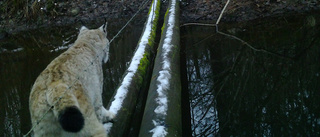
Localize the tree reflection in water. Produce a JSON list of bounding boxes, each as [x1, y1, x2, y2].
[[182, 14, 320, 136]]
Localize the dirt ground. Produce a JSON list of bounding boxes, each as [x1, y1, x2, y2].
[[0, 0, 319, 35], [182, 0, 320, 23]]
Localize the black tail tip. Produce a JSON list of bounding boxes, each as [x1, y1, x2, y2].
[[58, 106, 84, 132]]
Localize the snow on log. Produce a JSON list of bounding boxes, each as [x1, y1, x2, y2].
[[104, 0, 161, 136], [139, 0, 181, 136]]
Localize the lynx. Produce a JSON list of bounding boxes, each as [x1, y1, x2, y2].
[[29, 22, 114, 137]]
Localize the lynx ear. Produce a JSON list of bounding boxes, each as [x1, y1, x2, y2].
[[80, 26, 88, 33], [99, 22, 108, 35]]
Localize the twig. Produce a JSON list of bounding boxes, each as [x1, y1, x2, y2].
[[216, 30, 255, 51], [216, 30, 294, 60], [216, 0, 230, 25], [180, 23, 216, 27]]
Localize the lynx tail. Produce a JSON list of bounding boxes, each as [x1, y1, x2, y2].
[[58, 106, 84, 132]]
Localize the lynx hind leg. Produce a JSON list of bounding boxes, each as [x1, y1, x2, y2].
[[101, 107, 115, 123]]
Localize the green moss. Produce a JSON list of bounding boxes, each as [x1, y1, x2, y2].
[[161, 8, 169, 35], [147, 0, 154, 15], [171, 44, 180, 60], [121, 107, 128, 112], [137, 74, 144, 86], [137, 54, 149, 77], [148, 0, 160, 48], [111, 0, 161, 91], [147, 0, 160, 18], [134, 0, 161, 86]]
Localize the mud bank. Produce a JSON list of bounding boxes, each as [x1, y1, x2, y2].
[[0, 0, 319, 35]]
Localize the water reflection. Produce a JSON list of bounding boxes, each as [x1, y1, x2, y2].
[[0, 19, 143, 136], [1, 13, 319, 136], [182, 13, 320, 136], [4, 88, 21, 136]]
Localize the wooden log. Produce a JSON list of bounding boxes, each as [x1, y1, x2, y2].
[[139, 0, 181, 136], [104, 0, 161, 136]]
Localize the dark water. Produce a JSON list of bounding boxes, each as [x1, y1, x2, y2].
[[1, 13, 320, 136], [181, 13, 320, 136]]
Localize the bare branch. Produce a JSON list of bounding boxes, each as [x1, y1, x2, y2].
[[180, 23, 216, 27], [216, 0, 230, 25]]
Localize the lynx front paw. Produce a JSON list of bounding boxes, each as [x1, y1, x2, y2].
[[102, 107, 115, 123]]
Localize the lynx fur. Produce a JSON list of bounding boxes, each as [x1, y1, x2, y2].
[[29, 22, 114, 137]]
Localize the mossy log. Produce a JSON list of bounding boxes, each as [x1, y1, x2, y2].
[[104, 0, 161, 136], [139, 0, 181, 136]]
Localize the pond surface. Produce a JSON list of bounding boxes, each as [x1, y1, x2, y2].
[[181, 13, 320, 136], [1, 12, 320, 136]]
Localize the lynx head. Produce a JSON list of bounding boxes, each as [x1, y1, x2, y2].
[[78, 22, 108, 40], [77, 22, 110, 63]]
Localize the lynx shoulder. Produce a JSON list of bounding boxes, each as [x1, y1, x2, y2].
[[29, 22, 114, 137]]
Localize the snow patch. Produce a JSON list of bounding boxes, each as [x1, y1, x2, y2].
[[155, 70, 170, 115], [154, 0, 176, 116], [106, 0, 159, 132], [150, 120, 168, 137], [151, 0, 177, 136], [103, 123, 113, 133]]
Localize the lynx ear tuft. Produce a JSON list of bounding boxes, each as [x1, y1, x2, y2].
[[99, 22, 108, 34]]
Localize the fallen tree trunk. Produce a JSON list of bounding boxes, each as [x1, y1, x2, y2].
[[139, 0, 181, 136], [104, 0, 161, 136]]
